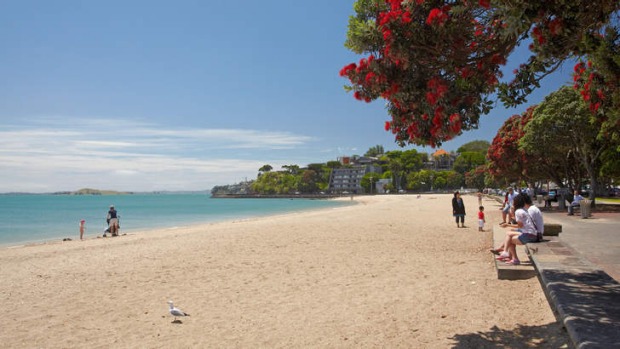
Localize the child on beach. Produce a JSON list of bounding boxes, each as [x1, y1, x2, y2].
[[79, 219, 85, 240], [478, 206, 485, 232]]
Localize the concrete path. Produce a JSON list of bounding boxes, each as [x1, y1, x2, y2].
[[490, 197, 620, 348], [542, 207, 620, 282], [527, 204, 620, 349]]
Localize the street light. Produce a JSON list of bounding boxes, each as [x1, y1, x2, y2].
[[370, 175, 374, 194]]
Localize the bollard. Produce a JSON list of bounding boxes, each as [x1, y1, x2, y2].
[[536, 195, 543, 205]]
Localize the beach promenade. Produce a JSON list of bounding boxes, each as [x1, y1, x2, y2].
[[531, 204, 620, 349], [491, 198, 620, 349], [543, 207, 620, 282]]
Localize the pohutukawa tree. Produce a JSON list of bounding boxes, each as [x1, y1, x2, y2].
[[486, 107, 535, 184], [572, 27, 620, 139], [341, 0, 619, 147]]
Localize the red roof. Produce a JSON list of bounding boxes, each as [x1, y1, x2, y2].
[[432, 149, 449, 157]]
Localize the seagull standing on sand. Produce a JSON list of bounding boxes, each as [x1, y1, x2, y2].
[[167, 300, 190, 322]]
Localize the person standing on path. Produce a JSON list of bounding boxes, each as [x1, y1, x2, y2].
[[452, 191, 466, 228]]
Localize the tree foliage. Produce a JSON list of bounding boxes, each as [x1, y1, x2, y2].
[[487, 107, 534, 183], [341, 0, 619, 147], [457, 140, 490, 153], [453, 151, 486, 174], [522, 86, 618, 199], [365, 144, 385, 157]]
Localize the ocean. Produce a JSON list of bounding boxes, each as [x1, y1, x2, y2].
[[0, 194, 351, 246]]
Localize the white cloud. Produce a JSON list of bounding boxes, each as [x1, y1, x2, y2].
[[0, 117, 318, 192]]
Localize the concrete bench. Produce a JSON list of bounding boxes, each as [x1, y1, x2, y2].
[[492, 225, 536, 280], [525, 237, 620, 348], [492, 223, 562, 280]]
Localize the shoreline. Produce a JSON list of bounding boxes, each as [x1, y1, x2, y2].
[[0, 196, 354, 249], [0, 194, 568, 347]]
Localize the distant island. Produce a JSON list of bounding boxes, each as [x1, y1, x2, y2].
[[54, 188, 133, 195], [1, 188, 212, 195]]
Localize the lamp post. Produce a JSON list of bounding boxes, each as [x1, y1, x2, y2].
[[430, 173, 434, 192], [370, 175, 374, 194]]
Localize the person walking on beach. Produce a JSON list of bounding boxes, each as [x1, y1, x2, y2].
[[452, 191, 466, 228], [106, 205, 119, 237], [478, 206, 485, 232], [79, 219, 85, 240]]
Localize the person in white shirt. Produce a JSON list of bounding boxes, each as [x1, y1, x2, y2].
[[525, 195, 544, 240], [501, 187, 517, 224], [492, 193, 539, 265], [567, 190, 585, 216]]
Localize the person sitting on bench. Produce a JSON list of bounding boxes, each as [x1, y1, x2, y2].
[[567, 190, 585, 216]]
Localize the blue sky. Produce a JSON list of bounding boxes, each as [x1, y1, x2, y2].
[[0, 1, 574, 192]]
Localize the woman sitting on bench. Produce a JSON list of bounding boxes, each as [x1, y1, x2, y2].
[[492, 193, 539, 265]]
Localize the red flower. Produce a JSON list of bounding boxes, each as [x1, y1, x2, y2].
[[402, 11, 412, 24], [339, 63, 357, 77], [491, 53, 506, 65], [385, 121, 391, 131], [548, 18, 562, 35], [426, 92, 438, 105], [365, 72, 376, 83], [383, 29, 393, 41], [479, 0, 490, 9], [426, 8, 448, 26], [387, 0, 401, 11]]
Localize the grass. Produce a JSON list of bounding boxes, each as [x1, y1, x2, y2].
[[596, 197, 620, 204]]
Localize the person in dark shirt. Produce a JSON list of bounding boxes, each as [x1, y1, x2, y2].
[[452, 191, 466, 228], [106, 205, 119, 237]]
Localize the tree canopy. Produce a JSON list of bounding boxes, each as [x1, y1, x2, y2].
[[341, 0, 620, 147]]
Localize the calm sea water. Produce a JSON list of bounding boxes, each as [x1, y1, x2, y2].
[[0, 194, 351, 246]]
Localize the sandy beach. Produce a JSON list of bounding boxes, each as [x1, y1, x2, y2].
[[0, 194, 568, 348]]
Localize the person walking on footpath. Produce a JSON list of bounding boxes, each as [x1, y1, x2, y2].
[[452, 191, 466, 228], [478, 206, 485, 232]]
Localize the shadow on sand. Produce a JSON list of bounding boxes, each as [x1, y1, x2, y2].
[[449, 323, 568, 348]]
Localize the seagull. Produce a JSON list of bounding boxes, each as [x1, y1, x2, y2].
[[167, 300, 190, 322]]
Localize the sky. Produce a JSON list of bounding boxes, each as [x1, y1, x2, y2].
[[0, 1, 575, 193]]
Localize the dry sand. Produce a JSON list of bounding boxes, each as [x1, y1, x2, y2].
[[0, 194, 568, 348]]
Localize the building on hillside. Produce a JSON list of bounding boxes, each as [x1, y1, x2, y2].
[[328, 164, 383, 194], [426, 149, 456, 170], [375, 178, 392, 194], [337, 155, 378, 166]]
